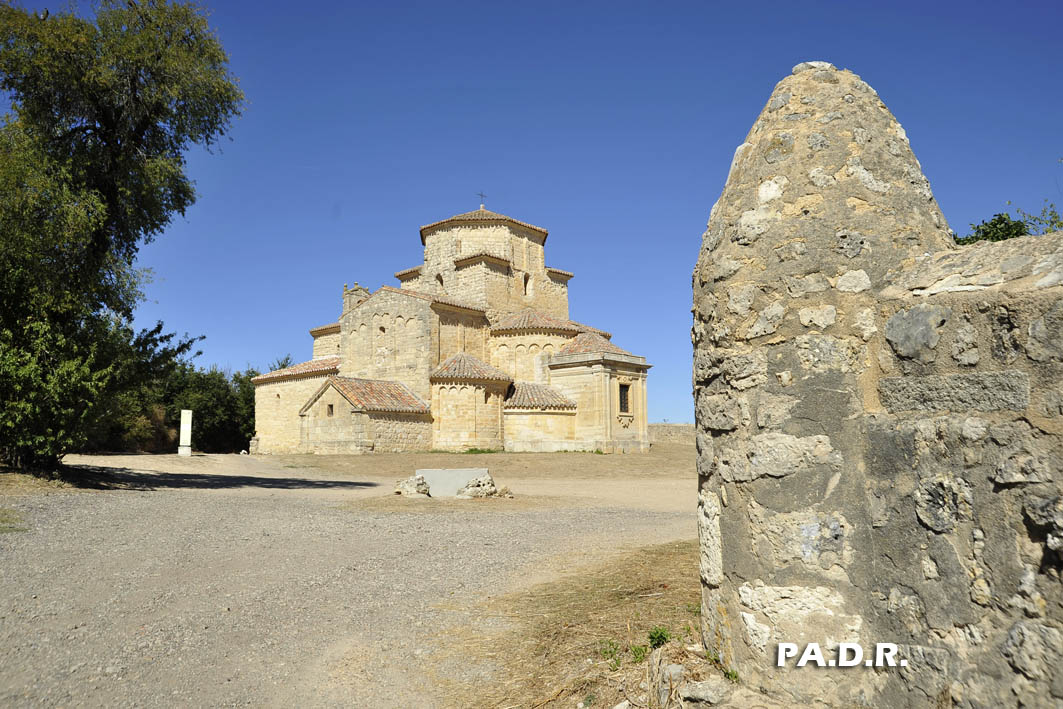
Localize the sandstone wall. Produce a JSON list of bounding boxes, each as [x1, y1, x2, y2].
[[254, 374, 333, 454], [502, 410, 577, 451], [339, 290, 434, 400], [311, 331, 340, 359], [489, 332, 569, 382], [648, 423, 696, 444], [548, 357, 651, 453], [366, 412, 431, 452], [692, 61, 1063, 707], [300, 386, 368, 454], [431, 382, 506, 450], [417, 223, 569, 319], [436, 308, 488, 364]]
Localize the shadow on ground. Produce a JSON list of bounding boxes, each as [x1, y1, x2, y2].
[[53, 465, 380, 492]]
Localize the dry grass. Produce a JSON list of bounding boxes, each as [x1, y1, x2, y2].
[[430, 539, 711, 708], [275, 442, 696, 483], [0, 468, 72, 496], [0, 507, 27, 533], [344, 493, 582, 515]]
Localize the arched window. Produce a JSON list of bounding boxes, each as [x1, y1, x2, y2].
[[437, 273, 444, 289], [523, 273, 531, 297]]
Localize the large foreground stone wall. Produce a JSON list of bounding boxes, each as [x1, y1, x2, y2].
[[693, 61, 1063, 707]]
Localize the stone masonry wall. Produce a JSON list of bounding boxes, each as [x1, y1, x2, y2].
[[502, 410, 577, 451], [419, 223, 569, 319], [300, 386, 368, 454], [648, 423, 696, 444], [693, 61, 1063, 708], [489, 332, 569, 383], [311, 331, 340, 359], [366, 412, 431, 452], [254, 374, 333, 454], [431, 382, 506, 451], [339, 289, 434, 400]]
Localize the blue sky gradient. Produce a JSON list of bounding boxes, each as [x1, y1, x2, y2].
[[29, 0, 1063, 422]]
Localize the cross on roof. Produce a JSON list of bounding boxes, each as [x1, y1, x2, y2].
[[476, 191, 487, 209]]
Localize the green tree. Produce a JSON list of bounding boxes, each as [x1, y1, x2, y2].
[[1016, 201, 1063, 235], [79, 320, 203, 452], [166, 365, 242, 453], [231, 367, 260, 448], [0, 1, 242, 469], [955, 212, 1030, 245]]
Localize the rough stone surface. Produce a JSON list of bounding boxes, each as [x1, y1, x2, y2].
[[878, 371, 1030, 412], [692, 61, 1063, 707], [394, 474, 430, 497], [798, 304, 836, 328], [455, 474, 499, 498], [884, 303, 952, 362], [678, 677, 732, 706]]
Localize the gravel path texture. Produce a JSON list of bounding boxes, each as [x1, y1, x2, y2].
[[0, 446, 695, 707]]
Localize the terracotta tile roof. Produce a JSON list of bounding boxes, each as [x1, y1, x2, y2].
[[491, 309, 580, 334], [252, 357, 340, 384], [309, 322, 340, 336], [504, 382, 576, 410], [394, 266, 422, 279], [419, 207, 548, 244], [490, 308, 612, 339], [558, 332, 632, 356], [376, 285, 485, 313], [430, 352, 512, 382], [309, 376, 429, 414], [546, 267, 574, 279], [567, 320, 612, 339]]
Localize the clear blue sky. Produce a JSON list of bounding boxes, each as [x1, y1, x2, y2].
[[37, 0, 1063, 423]]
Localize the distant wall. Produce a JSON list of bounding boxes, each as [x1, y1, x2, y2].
[[648, 423, 695, 444]]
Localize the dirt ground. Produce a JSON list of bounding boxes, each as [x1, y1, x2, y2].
[[0, 443, 696, 707]]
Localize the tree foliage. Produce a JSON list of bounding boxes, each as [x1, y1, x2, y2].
[[0, 1, 243, 469], [957, 203, 1063, 246], [955, 212, 1030, 245]]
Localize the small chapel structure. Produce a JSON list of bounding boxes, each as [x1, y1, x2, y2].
[[250, 206, 650, 454]]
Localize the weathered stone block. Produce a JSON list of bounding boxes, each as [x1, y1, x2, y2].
[[884, 303, 952, 362], [879, 371, 1029, 412]]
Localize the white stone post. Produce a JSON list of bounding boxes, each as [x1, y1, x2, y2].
[[178, 409, 192, 456]]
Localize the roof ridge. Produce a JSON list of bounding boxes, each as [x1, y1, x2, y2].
[[375, 285, 486, 313], [251, 356, 340, 384], [504, 381, 577, 410], [300, 375, 429, 415], [558, 331, 632, 356], [419, 207, 548, 243], [430, 352, 512, 381]]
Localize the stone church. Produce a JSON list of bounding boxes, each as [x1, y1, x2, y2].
[[250, 206, 650, 454]]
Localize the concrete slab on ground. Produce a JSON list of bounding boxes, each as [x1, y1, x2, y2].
[[415, 468, 488, 497]]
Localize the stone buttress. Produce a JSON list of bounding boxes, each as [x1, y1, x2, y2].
[[693, 61, 1063, 706]]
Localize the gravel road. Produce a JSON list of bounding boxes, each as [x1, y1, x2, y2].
[[0, 448, 694, 707]]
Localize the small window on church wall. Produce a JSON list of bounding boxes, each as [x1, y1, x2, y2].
[[523, 273, 531, 297], [379, 326, 385, 334], [619, 384, 631, 414], [437, 273, 444, 289], [327, 404, 334, 417]]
